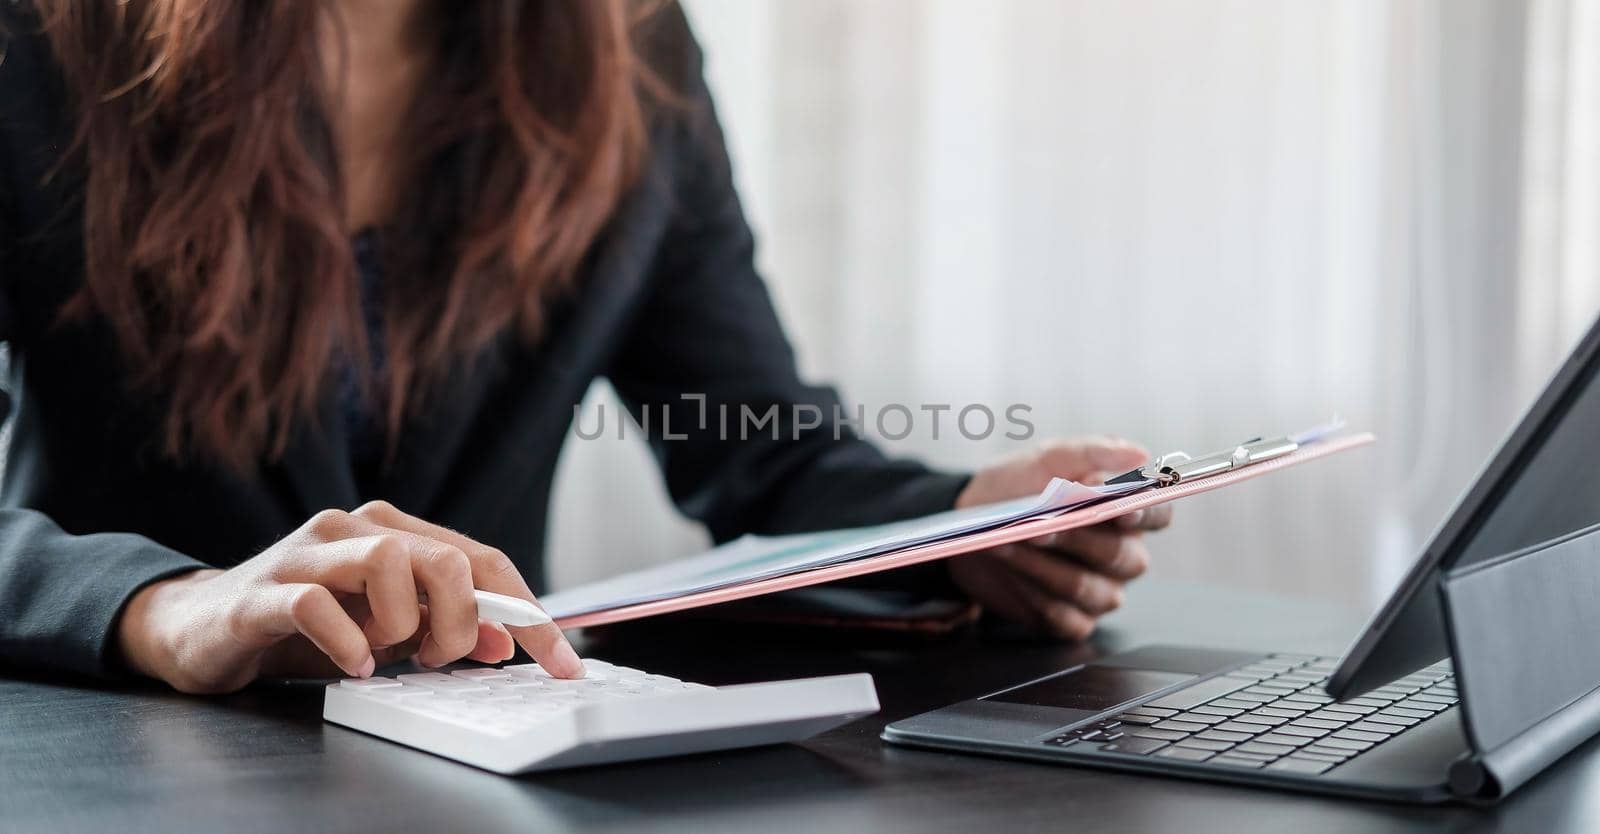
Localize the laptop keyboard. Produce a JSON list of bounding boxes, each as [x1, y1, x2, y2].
[[1041, 655, 1457, 776]]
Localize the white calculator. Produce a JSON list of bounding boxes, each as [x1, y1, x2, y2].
[[323, 659, 880, 774]]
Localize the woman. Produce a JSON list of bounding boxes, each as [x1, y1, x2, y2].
[[0, 0, 1169, 693]]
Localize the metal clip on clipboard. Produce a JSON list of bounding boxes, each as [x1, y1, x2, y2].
[[1112, 435, 1302, 488]]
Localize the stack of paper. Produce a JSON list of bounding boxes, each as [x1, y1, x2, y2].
[[541, 476, 1140, 620]]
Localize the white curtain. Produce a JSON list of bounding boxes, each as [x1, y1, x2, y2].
[[1519, 0, 1600, 390], [546, 0, 1600, 608]]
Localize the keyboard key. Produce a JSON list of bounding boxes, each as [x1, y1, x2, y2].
[[1333, 729, 1390, 743], [1364, 713, 1420, 728], [1397, 699, 1448, 713], [451, 669, 520, 682], [1242, 685, 1297, 697], [1156, 746, 1215, 762], [503, 663, 557, 679], [1251, 706, 1308, 719], [1255, 733, 1313, 747], [1267, 757, 1334, 775], [1313, 736, 1373, 751], [1175, 738, 1236, 752], [1288, 718, 1345, 731], [1151, 720, 1209, 733], [1293, 750, 1349, 764], [1347, 721, 1402, 736], [1220, 749, 1279, 762], [1208, 698, 1260, 711], [397, 673, 491, 693], [496, 679, 548, 691], [1173, 712, 1227, 725], [538, 678, 602, 692], [1228, 691, 1278, 704], [1144, 678, 1251, 711], [1101, 737, 1171, 755], [1237, 713, 1288, 726], [576, 662, 622, 681], [1236, 741, 1296, 757], [1210, 755, 1268, 769], [1320, 703, 1376, 716], [1123, 706, 1180, 718], [339, 678, 403, 690], [1129, 728, 1189, 741], [1190, 705, 1245, 718], [1197, 730, 1253, 743], [1114, 713, 1161, 726], [366, 685, 438, 701], [1381, 707, 1433, 720], [1215, 721, 1274, 734], [1275, 725, 1330, 739]]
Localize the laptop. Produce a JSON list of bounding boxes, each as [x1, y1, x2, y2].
[[883, 314, 1600, 804]]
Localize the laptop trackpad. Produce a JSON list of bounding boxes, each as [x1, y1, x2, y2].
[[985, 666, 1196, 710]]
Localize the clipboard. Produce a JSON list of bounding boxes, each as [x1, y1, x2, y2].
[[550, 431, 1375, 630]]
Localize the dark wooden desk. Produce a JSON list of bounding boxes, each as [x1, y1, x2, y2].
[[3, 579, 1596, 833]]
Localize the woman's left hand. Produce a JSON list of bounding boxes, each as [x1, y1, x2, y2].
[[950, 436, 1173, 640]]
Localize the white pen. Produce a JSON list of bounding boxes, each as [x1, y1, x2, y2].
[[416, 589, 552, 626], [470, 589, 553, 627]]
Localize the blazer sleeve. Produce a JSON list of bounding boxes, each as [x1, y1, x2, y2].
[[608, 15, 971, 547], [0, 16, 209, 679]]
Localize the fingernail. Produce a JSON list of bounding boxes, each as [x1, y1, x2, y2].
[[358, 655, 376, 678]]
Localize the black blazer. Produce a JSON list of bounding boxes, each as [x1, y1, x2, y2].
[[0, 5, 967, 678]]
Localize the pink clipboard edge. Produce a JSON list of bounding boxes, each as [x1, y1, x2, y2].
[[555, 432, 1376, 630]]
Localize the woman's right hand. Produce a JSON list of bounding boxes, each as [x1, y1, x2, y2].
[[115, 501, 584, 694]]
